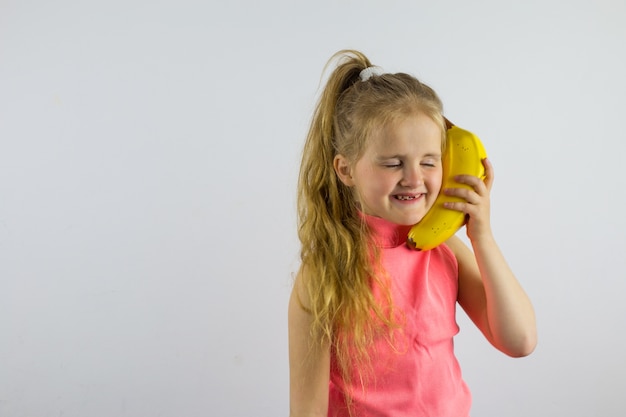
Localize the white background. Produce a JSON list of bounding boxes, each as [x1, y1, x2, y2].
[[1, 1, 625, 416]]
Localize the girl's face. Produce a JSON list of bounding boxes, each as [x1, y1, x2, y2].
[[334, 113, 443, 226]]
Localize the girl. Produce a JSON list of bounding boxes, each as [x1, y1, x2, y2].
[[288, 50, 536, 417]]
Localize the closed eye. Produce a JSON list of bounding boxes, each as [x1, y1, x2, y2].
[[380, 160, 402, 168], [421, 158, 440, 168]]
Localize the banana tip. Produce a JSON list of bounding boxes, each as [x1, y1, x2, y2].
[[406, 238, 422, 251]]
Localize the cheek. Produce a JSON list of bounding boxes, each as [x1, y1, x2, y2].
[[371, 172, 398, 195], [427, 170, 443, 194], [355, 166, 390, 192]]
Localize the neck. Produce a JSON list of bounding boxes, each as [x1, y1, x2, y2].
[[359, 212, 412, 248]]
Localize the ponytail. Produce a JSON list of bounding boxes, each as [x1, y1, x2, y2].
[[296, 49, 445, 412]]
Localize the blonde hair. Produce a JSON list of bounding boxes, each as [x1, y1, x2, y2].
[[296, 49, 446, 407]]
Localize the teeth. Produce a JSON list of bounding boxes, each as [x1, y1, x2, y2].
[[396, 195, 415, 200]]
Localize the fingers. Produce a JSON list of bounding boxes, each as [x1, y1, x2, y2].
[[441, 159, 493, 214], [442, 199, 474, 213], [451, 174, 486, 192], [443, 186, 481, 204], [442, 187, 481, 213], [442, 190, 486, 218], [442, 158, 494, 240], [482, 157, 495, 190], [448, 157, 494, 194]]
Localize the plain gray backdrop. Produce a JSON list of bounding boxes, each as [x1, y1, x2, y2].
[[1, 0, 625, 416]]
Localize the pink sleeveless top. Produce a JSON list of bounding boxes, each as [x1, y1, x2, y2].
[[328, 214, 471, 417]]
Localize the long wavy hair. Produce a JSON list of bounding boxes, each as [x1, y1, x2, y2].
[[296, 49, 446, 408]]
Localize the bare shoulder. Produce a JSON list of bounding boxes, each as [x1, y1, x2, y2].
[[289, 266, 312, 313], [444, 234, 466, 254], [288, 265, 330, 416], [444, 235, 484, 306], [444, 235, 477, 269]]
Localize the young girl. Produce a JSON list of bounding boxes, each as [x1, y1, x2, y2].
[[288, 50, 537, 417]]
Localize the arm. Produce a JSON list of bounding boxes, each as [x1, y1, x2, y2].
[[444, 158, 537, 357], [288, 269, 330, 417]]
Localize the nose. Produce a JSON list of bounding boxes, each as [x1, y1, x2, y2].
[[400, 165, 424, 188]]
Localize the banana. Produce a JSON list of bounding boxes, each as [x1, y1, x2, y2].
[[407, 124, 487, 251]]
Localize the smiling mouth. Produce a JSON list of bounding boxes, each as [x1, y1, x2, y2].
[[394, 194, 422, 201]]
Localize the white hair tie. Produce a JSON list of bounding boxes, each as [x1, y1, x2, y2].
[[359, 66, 384, 82]]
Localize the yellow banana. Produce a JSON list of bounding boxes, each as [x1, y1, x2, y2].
[[407, 125, 487, 251]]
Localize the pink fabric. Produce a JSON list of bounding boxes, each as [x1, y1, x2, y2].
[[328, 214, 471, 417]]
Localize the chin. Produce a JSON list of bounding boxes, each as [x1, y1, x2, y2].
[[393, 214, 425, 226], [407, 213, 429, 226]]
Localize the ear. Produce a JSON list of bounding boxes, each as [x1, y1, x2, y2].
[[333, 154, 355, 186]]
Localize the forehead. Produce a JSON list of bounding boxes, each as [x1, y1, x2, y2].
[[366, 114, 443, 154]]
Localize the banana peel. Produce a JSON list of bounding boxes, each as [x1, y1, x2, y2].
[[407, 122, 487, 251]]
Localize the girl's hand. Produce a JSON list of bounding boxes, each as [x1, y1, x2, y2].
[[442, 157, 494, 242]]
